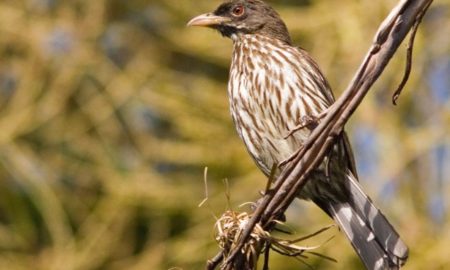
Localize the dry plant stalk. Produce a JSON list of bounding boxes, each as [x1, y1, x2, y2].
[[207, 0, 434, 269]]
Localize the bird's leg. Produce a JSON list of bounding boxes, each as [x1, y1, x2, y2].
[[251, 163, 287, 223], [280, 108, 330, 167], [251, 163, 277, 212], [278, 145, 303, 168], [283, 109, 328, 139]]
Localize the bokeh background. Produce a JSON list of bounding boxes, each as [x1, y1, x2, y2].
[[0, 0, 449, 269]]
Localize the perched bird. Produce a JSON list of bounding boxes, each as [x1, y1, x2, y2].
[[188, 1, 408, 269]]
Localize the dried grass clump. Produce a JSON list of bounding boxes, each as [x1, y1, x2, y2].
[[214, 210, 336, 268]]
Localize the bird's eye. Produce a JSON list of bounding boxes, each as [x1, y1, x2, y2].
[[231, 5, 245, 17]]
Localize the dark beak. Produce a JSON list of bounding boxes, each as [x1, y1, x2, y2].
[[187, 13, 231, 27]]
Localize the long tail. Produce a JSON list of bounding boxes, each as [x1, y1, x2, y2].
[[320, 174, 409, 269]]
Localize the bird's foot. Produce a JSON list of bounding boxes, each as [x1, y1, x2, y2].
[[283, 110, 327, 139]]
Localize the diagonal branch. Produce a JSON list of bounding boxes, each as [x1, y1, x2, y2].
[[207, 0, 434, 269]]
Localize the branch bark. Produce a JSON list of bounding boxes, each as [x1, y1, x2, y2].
[[207, 0, 434, 269]]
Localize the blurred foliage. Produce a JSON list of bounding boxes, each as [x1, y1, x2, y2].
[[0, 0, 449, 269]]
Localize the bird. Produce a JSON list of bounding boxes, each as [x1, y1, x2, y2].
[[187, 1, 408, 269]]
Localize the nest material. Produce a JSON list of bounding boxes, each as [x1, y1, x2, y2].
[[214, 210, 336, 268]]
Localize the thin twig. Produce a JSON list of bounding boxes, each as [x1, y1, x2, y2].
[[392, 0, 432, 104], [199, 167, 209, 207]]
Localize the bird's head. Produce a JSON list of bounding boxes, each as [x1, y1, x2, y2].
[[187, 0, 292, 45]]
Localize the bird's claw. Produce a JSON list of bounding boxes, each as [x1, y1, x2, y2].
[[283, 110, 328, 139], [280, 109, 329, 167]]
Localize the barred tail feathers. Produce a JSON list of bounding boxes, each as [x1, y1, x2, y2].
[[328, 174, 408, 269]]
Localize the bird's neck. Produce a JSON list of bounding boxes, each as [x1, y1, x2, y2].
[[231, 34, 287, 57], [230, 34, 292, 72], [228, 23, 292, 45], [232, 34, 285, 46]]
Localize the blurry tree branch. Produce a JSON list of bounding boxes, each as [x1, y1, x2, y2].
[[206, 0, 434, 269]]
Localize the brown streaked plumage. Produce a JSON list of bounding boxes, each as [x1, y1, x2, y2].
[[188, 1, 408, 269]]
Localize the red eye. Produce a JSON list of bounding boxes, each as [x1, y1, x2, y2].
[[232, 5, 245, 17]]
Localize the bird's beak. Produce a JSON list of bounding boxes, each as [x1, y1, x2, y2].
[[187, 13, 231, 27]]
